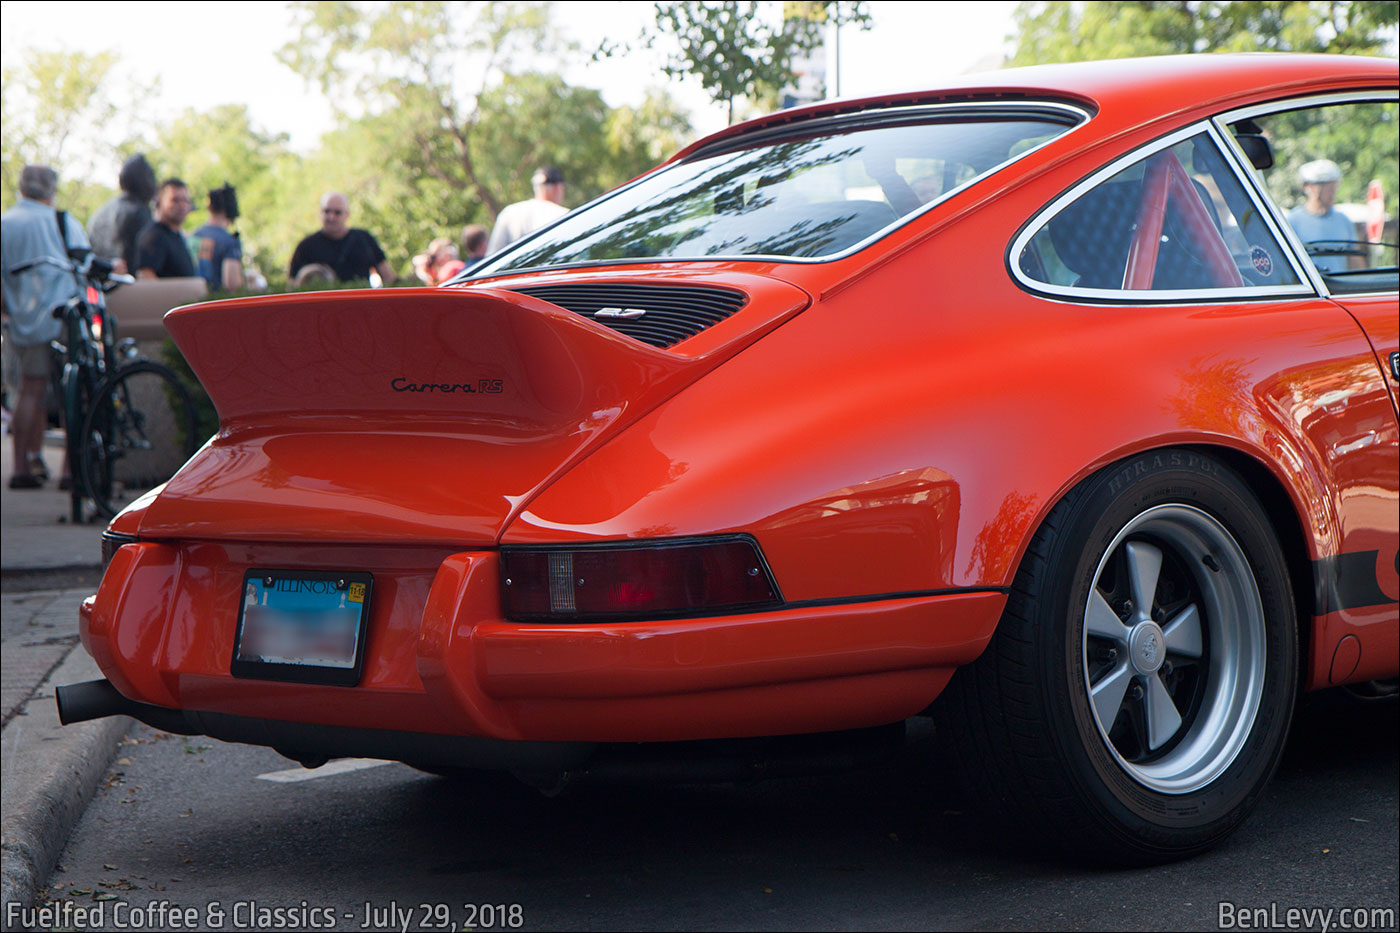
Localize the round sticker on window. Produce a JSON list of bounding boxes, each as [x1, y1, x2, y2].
[[1249, 245, 1274, 277]]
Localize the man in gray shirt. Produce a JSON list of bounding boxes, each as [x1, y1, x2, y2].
[[1, 165, 89, 488]]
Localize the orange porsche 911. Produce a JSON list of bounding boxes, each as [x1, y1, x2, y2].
[[60, 54, 1398, 864]]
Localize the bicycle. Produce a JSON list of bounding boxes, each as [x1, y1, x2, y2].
[[11, 252, 201, 522]]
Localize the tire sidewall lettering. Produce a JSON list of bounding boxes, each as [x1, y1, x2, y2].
[[1050, 450, 1296, 836]]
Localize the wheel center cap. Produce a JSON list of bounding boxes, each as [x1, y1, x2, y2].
[[1128, 621, 1166, 675]]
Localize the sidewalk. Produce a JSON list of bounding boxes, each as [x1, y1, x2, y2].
[[1, 430, 127, 915], [1, 431, 105, 572]]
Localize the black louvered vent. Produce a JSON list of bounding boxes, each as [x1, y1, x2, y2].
[[511, 284, 748, 349]]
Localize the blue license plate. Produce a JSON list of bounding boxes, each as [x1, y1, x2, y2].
[[231, 570, 373, 686]]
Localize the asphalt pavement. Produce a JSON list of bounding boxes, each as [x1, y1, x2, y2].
[[0, 433, 128, 919], [0, 431, 1396, 932]]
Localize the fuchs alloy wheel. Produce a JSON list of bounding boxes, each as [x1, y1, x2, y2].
[[939, 449, 1296, 864]]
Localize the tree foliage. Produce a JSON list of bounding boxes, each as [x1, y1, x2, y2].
[[4, 3, 694, 287], [274, 0, 694, 253], [1008, 1, 1399, 64], [1254, 100, 1398, 213], [143, 106, 296, 275], [648, 1, 872, 123], [0, 50, 151, 221], [1006, 2, 1398, 220], [277, 0, 559, 219]]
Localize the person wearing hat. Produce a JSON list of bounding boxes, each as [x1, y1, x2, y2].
[[486, 166, 568, 254], [1287, 159, 1359, 273]]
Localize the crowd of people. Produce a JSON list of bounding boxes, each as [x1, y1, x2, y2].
[[10, 154, 574, 296], [1, 156, 573, 489]]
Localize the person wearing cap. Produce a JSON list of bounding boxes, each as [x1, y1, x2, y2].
[[1287, 159, 1360, 273], [486, 166, 568, 254]]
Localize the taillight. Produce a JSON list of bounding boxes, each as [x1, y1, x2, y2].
[[500, 536, 781, 622]]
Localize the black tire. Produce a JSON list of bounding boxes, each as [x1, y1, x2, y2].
[[78, 361, 201, 519], [938, 448, 1297, 864], [61, 361, 99, 524]]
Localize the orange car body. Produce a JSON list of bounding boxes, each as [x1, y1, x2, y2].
[[79, 55, 1397, 752]]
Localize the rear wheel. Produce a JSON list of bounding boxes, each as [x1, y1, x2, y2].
[[78, 361, 201, 519], [61, 361, 99, 524], [938, 449, 1296, 863]]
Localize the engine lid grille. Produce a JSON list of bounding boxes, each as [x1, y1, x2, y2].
[[510, 283, 748, 348]]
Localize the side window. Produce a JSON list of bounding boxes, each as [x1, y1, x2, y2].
[[1230, 100, 1398, 294], [1018, 132, 1301, 293]]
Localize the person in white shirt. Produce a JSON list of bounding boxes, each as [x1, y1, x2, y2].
[[487, 166, 568, 254], [1285, 159, 1360, 273]]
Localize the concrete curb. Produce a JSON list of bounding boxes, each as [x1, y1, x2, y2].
[[1, 647, 130, 915]]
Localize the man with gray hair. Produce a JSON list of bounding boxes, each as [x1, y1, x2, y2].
[[1, 165, 89, 488]]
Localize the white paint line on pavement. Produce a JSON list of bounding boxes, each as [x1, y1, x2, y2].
[[256, 758, 393, 783]]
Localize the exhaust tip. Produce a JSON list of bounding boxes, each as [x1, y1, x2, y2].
[[55, 679, 128, 725]]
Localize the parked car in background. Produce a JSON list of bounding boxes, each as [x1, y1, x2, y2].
[[61, 54, 1397, 864]]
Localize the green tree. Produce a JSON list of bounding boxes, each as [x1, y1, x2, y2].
[[277, 0, 559, 219], [274, 0, 695, 275], [0, 50, 149, 220], [648, 1, 872, 123], [144, 106, 295, 280], [1008, 1, 1399, 64]]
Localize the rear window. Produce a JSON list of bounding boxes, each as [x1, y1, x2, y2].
[[474, 104, 1084, 274]]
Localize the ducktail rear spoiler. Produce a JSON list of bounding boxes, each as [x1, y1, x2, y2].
[[142, 284, 806, 544]]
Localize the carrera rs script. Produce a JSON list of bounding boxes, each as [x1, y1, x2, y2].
[[391, 377, 504, 394]]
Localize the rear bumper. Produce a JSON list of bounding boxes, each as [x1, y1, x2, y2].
[[79, 542, 1006, 744]]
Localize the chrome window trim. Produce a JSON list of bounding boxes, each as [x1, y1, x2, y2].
[[1008, 120, 1317, 303], [1201, 119, 1316, 287], [1212, 89, 1400, 299], [469, 100, 1092, 279], [1215, 89, 1399, 127]]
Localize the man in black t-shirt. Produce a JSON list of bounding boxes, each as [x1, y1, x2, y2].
[[288, 192, 396, 284], [135, 178, 195, 279]]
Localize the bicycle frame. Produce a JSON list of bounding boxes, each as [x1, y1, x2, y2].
[[50, 257, 129, 521]]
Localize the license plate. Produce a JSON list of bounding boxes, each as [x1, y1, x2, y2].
[[231, 569, 373, 686]]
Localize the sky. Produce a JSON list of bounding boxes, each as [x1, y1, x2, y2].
[[0, 0, 1019, 171]]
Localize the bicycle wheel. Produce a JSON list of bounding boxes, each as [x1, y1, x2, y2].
[[61, 361, 99, 524], [78, 361, 201, 519]]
